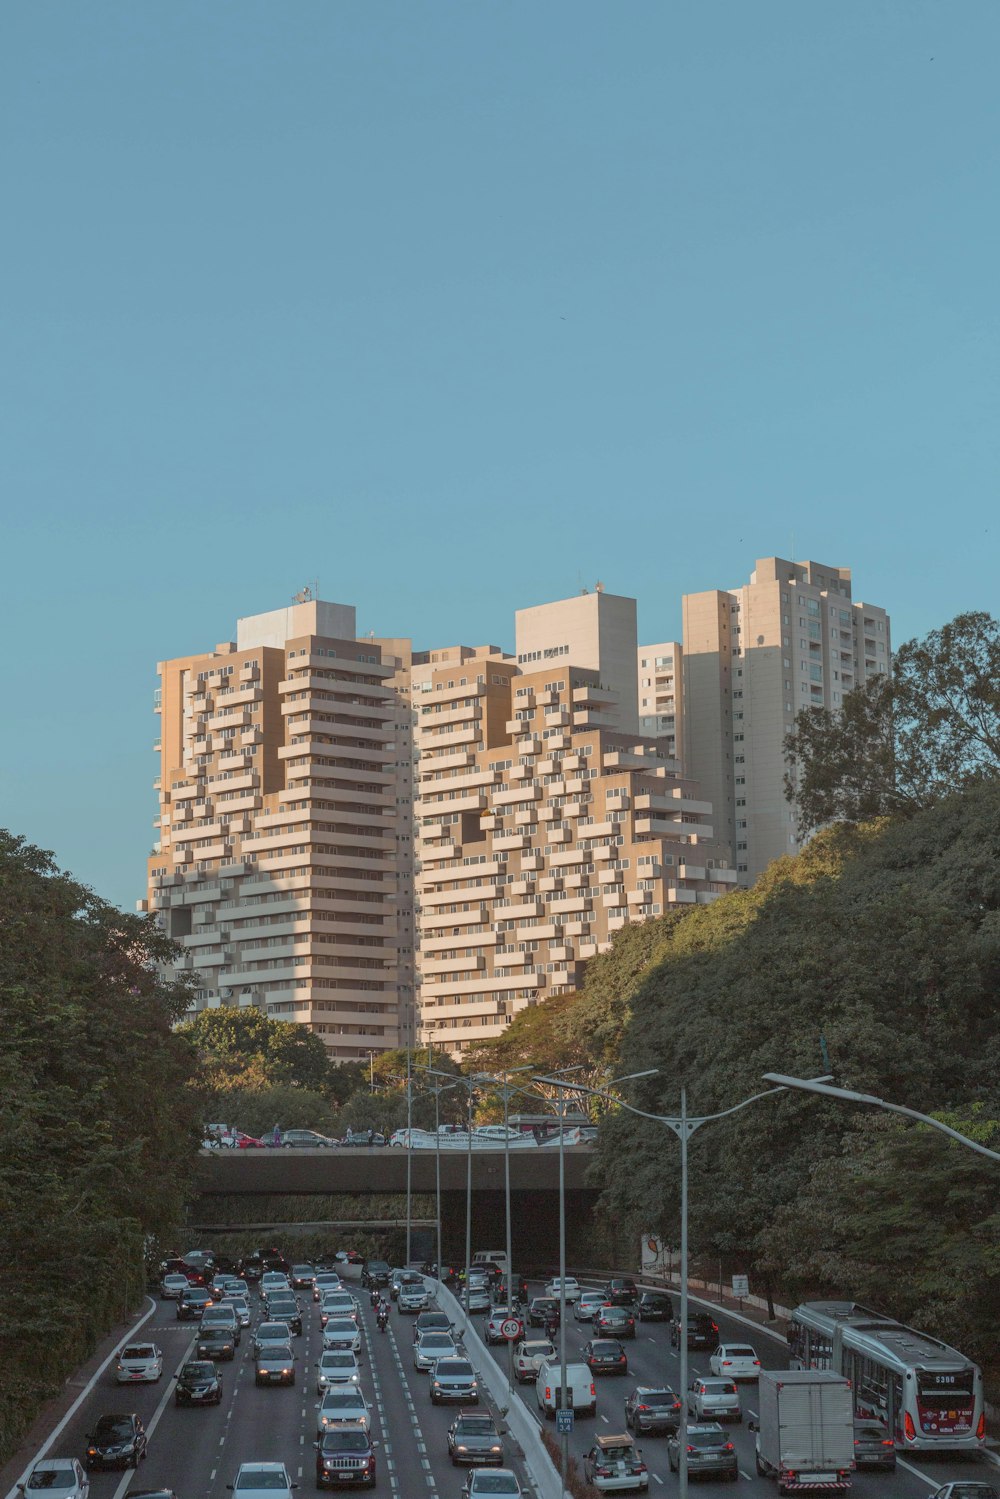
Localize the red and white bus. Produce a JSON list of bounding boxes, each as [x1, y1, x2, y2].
[[788, 1301, 983, 1454]]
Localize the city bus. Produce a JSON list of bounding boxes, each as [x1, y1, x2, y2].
[[788, 1301, 984, 1454]]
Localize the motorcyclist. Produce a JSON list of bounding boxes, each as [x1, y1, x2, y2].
[[377, 1302, 389, 1332], [370, 1287, 381, 1309]]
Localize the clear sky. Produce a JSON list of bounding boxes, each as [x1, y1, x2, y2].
[[2, 1, 998, 911]]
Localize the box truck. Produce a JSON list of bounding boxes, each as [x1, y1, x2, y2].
[[749, 1369, 854, 1493]]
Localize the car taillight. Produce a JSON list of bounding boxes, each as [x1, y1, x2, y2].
[[591, 1383, 596, 1397], [754, 1360, 761, 1366], [673, 1401, 682, 1411], [595, 1467, 612, 1478], [881, 1439, 894, 1448], [636, 1405, 650, 1412], [722, 1361, 731, 1366], [631, 1464, 647, 1474], [686, 1447, 696, 1455], [978, 1413, 987, 1440], [904, 1412, 915, 1442], [723, 1443, 735, 1453], [545, 1387, 551, 1400]]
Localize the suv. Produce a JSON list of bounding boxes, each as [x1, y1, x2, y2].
[[314, 1428, 376, 1489], [666, 1423, 738, 1480], [362, 1259, 391, 1289], [670, 1311, 719, 1350], [604, 1278, 639, 1306], [84, 1414, 147, 1470], [177, 1287, 214, 1320], [624, 1387, 683, 1435], [583, 1436, 648, 1493], [637, 1292, 671, 1322]]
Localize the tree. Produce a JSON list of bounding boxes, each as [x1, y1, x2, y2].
[[785, 611, 1000, 837], [179, 1007, 334, 1092], [210, 1083, 340, 1138]]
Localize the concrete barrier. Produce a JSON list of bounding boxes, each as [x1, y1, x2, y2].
[[431, 1279, 562, 1499]]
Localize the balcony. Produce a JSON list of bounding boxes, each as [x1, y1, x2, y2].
[[493, 784, 541, 807], [677, 864, 706, 882], [572, 684, 617, 706]]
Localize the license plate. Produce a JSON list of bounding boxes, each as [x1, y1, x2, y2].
[[810, 1475, 836, 1484]]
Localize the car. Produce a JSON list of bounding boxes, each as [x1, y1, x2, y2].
[[280, 1130, 338, 1148], [316, 1351, 361, 1392], [666, 1423, 738, 1480], [227, 1278, 250, 1299], [84, 1414, 147, 1470], [595, 1306, 636, 1340], [430, 1357, 479, 1404], [670, 1312, 718, 1350], [399, 1282, 431, 1313], [235, 1132, 266, 1148], [124, 1488, 179, 1499], [16, 1459, 89, 1499], [321, 1292, 359, 1327], [315, 1389, 370, 1434], [624, 1387, 683, 1435], [513, 1339, 555, 1384], [687, 1377, 741, 1422], [583, 1436, 649, 1493], [709, 1344, 760, 1379], [255, 1344, 296, 1386], [323, 1318, 363, 1354], [222, 1295, 251, 1328], [603, 1278, 639, 1307], [362, 1259, 392, 1289], [414, 1331, 458, 1371], [637, 1292, 672, 1321], [290, 1264, 315, 1289], [173, 1360, 223, 1406], [115, 1344, 163, 1384], [202, 1304, 241, 1342], [314, 1428, 377, 1489], [461, 1470, 521, 1499], [253, 1321, 293, 1354], [391, 1270, 422, 1299], [313, 1272, 342, 1302], [584, 1338, 629, 1376], [448, 1412, 505, 1466], [853, 1420, 897, 1471], [413, 1310, 452, 1342], [486, 1307, 524, 1344], [160, 1274, 190, 1300], [928, 1488, 1000, 1499], [196, 1326, 237, 1361], [545, 1277, 582, 1303], [177, 1287, 214, 1320], [261, 1270, 292, 1294], [265, 1296, 303, 1335], [528, 1296, 559, 1327], [574, 1291, 609, 1322], [226, 1462, 297, 1499], [464, 1284, 493, 1313]]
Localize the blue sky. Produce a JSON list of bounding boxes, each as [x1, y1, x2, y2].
[[2, 1, 998, 910]]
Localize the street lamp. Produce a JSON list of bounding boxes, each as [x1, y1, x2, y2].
[[762, 1073, 1000, 1163], [417, 1072, 458, 1285], [533, 1069, 656, 1499], [540, 1072, 832, 1499]]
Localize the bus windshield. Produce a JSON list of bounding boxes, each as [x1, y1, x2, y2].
[[917, 1371, 975, 1407]]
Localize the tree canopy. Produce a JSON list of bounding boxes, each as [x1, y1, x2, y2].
[[785, 611, 1000, 837], [179, 1005, 335, 1091]]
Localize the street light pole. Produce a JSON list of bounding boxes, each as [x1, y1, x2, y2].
[[405, 1047, 413, 1268]]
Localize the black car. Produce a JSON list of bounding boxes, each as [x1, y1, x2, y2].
[[314, 1428, 377, 1489], [853, 1421, 897, 1471], [637, 1292, 672, 1321], [362, 1259, 391, 1289], [391, 1271, 423, 1302], [667, 1423, 737, 1479], [604, 1277, 639, 1306], [670, 1311, 719, 1350], [265, 1296, 303, 1335], [195, 1327, 236, 1361], [625, 1386, 683, 1435], [413, 1311, 452, 1344], [584, 1339, 629, 1376], [85, 1414, 147, 1470], [174, 1360, 223, 1406], [290, 1264, 315, 1289], [528, 1296, 559, 1327], [177, 1287, 214, 1320]]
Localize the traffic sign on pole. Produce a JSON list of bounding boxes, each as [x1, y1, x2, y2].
[[556, 1408, 574, 1434], [501, 1318, 522, 1340], [731, 1274, 749, 1299]]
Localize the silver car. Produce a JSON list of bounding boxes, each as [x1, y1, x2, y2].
[[17, 1460, 89, 1499], [448, 1412, 504, 1466], [399, 1283, 431, 1313], [574, 1291, 608, 1322], [323, 1317, 363, 1353], [254, 1343, 296, 1386], [414, 1331, 458, 1371], [315, 1388, 370, 1434], [430, 1357, 479, 1404], [315, 1351, 361, 1392], [687, 1377, 741, 1423]]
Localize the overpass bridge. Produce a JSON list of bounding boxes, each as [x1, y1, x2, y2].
[[192, 1146, 603, 1265]]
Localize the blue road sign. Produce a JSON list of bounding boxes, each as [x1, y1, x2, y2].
[[556, 1408, 574, 1434]]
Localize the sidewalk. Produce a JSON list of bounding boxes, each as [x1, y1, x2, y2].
[[0, 1299, 153, 1499]]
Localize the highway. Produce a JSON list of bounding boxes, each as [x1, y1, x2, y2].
[[12, 1267, 997, 1499]]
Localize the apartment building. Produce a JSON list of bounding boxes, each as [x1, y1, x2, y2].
[[413, 660, 735, 1054], [637, 641, 684, 762], [682, 557, 891, 884], [515, 588, 640, 732], [141, 598, 404, 1060]]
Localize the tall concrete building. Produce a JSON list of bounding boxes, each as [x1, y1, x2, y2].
[[141, 598, 404, 1060], [637, 641, 684, 763], [681, 558, 891, 884], [515, 588, 640, 733]]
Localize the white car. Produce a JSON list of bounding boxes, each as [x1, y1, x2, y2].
[[709, 1344, 761, 1379], [315, 1350, 361, 1392], [227, 1463, 297, 1499], [17, 1459, 89, 1499], [414, 1331, 459, 1371], [261, 1271, 291, 1294], [160, 1273, 190, 1299], [574, 1291, 608, 1321], [399, 1282, 431, 1312], [115, 1342, 163, 1383], [315, 1388, 370, 1433], [462, 1469, 521, 1499], [514, 1339, 555, 1384], [687, 1377, 741, 1422], [222, 1295, 251, 1327], [486, 1307, 524, 1344], [313, 1272, 342, 1302], [545, 1277, 582, 1303], [321, 1292, 359, 1326], [323, 1317, 363, 1354]]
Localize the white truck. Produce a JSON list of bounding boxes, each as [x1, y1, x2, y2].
[[749, 1369, 854, 1494]]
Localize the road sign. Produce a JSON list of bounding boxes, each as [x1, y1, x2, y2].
[[501, 1318, 522, 1340], [731, 1274, 749, 1298], [556, 1408, 574, 1434]]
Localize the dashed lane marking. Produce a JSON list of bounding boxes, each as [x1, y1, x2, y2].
[[651, 1475, 663, 1485]]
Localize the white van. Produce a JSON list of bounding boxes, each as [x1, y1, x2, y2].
[[472, 1250, 509, 1275], [536, 1358, 597, 1417]]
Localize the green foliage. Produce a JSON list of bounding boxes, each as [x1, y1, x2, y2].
[[0, 831, 202, 1464], [180, 1006, 334, 1092], [210, 1083, 340, 1138], [591, 786, 1000, 1363], [785, 611, 1000, 836]]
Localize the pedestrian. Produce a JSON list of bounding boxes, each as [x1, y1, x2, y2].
[[272, 1122, 282, 1147]]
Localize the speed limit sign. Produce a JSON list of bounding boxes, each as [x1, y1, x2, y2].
[[501, 1318, 522, 1340]]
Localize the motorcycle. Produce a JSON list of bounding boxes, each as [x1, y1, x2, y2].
[[377, 1306, 389, 1333]]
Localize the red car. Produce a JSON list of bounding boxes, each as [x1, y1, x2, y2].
[[235, 1132, 265, 1149]]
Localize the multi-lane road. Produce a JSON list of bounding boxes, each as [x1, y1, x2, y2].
[[10, 1269, 997, 1499]]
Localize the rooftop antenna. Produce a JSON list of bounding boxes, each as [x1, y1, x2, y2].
[[292, 585, 313, 604], [595, 579, 604, 593]]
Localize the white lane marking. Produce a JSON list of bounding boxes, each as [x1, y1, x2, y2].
[[647, 1337, 657, 1343], [651, 1476, 663, 1485], [898, 1456, 939, 1485], [601, 1414, 609, 1423], [747, 1409, 757, 1419], [740, 1470, 753, 1480], [4, 1296, 159, 1499], [210, 1472, 216, 1482]]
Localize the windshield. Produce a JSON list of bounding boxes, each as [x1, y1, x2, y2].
[[471, 1480, 518, 1495], [182, 1362, 215, 1379], [421, 1334, 454, 1349], [122, 1345, 155, 1359], [323, 1394, 363, 1409], [644, 1391, 678, 1406], [436, 1361, 473, 1376], [689, 1433, 725, 1450], [726, 1347, 755, 1358], [321, 1432, 369, 1452], [27, 1471, 74, 1489], [703, 1382, 737, 1394], [457, 1417, 495, 1434], [237, 1472, 288, 1489], [95, 1419, 133, 1441]]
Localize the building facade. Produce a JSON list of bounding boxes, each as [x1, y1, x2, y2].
[[142, 599, 404, 1060], [681, 558, 891, 884], [637, 641, 684, 762]]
